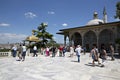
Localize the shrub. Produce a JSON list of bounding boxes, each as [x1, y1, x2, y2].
[[0, 48, 10, 52]]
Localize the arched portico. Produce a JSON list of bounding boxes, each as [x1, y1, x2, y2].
[[83, 30, 97, 51], [71, 32, 82, 47], [57, 21, 120, 53], [99, 29, 115, 52]]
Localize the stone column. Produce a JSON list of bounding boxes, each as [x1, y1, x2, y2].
[[69, 37, 72, 46], [96, 29, 99, 49], [64, 35, 66, 46], [97, 36, 99, 48], [81, 34, 84, 47]]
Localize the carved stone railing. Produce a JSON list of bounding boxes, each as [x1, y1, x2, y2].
[[0, 52, 11, 57]]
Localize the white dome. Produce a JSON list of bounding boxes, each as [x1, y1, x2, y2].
[[86, 19, 104, 26]]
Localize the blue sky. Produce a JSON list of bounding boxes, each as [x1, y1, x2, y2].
[[0, 0, 119, 44]]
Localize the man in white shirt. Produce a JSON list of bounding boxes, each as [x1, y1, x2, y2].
[[12, 45, 17, 57], [70, 46, 74, 57], [75, 45, 83, 63], [21, 44, 26, 61], [33, 46, 38, 57]]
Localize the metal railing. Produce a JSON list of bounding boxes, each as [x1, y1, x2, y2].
[[0, 52, 11, 57]]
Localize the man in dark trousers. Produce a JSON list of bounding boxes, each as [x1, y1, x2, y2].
[[33, 46, 38, 57], [51, 46, 56, 57]]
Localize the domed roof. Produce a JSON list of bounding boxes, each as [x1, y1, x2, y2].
[[86, 11, 104, 26], [86, 19, 104, 26]]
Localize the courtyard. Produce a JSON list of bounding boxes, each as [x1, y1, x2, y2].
[[0, 52, 120, 80]]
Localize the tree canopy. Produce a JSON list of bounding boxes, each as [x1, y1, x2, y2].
[[115, 2, 120, 45], [33, 23, 53, 47], [114, 1, 120, 19]]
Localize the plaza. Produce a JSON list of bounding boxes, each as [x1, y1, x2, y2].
[[0, 52, 120, 80]]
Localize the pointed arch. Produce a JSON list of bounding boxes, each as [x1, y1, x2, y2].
[[99, 29, 115, 51], [83, 30, 97, 51], [71, 32, 82, 47]]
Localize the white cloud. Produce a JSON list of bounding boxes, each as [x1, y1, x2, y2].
[[62, 23, 68, 27], [56, 37, 64, 43], [115, 18, 120, 21], [0, 33, 28, 43], [53, 37, 56, 40], [53, 36, 64, 44], [0, 23, 10, 27], [48, 11, 55, 14], [24, 12, 37, 18]]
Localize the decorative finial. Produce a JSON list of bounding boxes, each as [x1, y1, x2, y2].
[[93, 11, 98, 19]]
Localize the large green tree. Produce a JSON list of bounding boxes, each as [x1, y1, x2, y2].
[[114, 2, 120, 44], [114, 1, 120, 19], [33, 23, 53, 47], [46, 39, 60, 47], [115, 2, 120, 55]]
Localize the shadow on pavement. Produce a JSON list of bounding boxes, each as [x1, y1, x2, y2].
[[71, 60, 79, 63], [85, 62, 105, 67]]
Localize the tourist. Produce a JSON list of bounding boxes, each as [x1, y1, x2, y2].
[[100, 46, 107, 63], [56, 48, 60, 56], [46, 46, 50, 56], [41, 47, 45, 55], [17, 44, 22, 60], [75, 45, 82, 63], [109, 44, 115, 61], [83, 46, 86, 55], [21, 44, 26, 61], [33, 45, 38, 57], [62, 46, 66, 57], [70, 46, 74, 57], [59, 46, 63, 57], [90, 45, 100, 66], [11, 44, 17, 57], [51, 46, 56, 57]]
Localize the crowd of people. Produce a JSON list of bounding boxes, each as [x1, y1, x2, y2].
[[11, 44, 116, 67], [12, 44, 26, 61], [90, 44, 115, 67]]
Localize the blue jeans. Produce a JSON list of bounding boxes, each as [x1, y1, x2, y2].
[[22, 51, 26, 61], [33, 50, 38, 57], [77, 55, 80, 62], [13, 50, 17, 57]]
